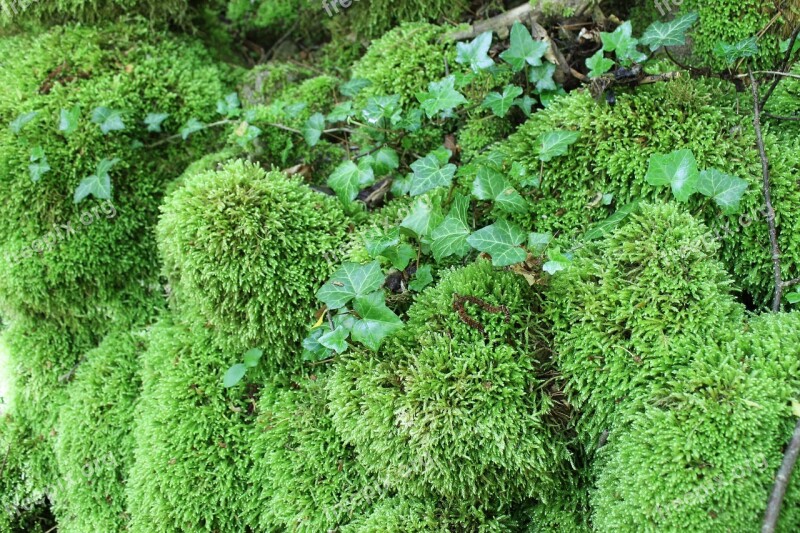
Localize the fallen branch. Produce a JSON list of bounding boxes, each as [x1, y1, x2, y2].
[[446, 0, 589, 41], [763, 420, 800, 533]]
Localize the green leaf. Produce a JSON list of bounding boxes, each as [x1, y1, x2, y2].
[[600, 21, 646, 63], [284, 102, 307, 118], [351, 291, 404, 350], [537, 130, 581, 162], [383, 243, 416, 270], [697, 168, 748, 213], [29, 146, 50, 183], [371, 146, 400, 175], [586, 50, 614, 78], [328, 160, 375, 205], [401, 196, 444, 238], [74, 158, 118, 203], [144, 112, 169, 133], [714, 37, 759, 65], [327, 101, 354, 122], [417, 75, 468, 118], [456, 31, 495, 72], [302, 328, 332, 362], [410, 152, 456, 196], [180, 118, 205, 140], [319, 326, 350, 354], [340, 78, 372, 97], [787, 292, 800, 305], [543, 246, 572, 275], [91, 107, 126, 134], [243, 348, 263, 368], [10, 111, 38, 134], [364, 228, 400, 258], [216, 92, 241, 117], [584, 201, 640, 241], [59, 106, 80, 136], [431, 194, 472, 261], [500, 22, 550, 71], [481, 85, 524, 117], [640, 12, 699, 51], [514, 95, 537, 116], [409, 264, 434, 292], [317, 261, 385, 310], [472, 164, 527, 214], [528, 232, 552, 254], [529, 63, 558, 92], [223, 364, 247, 388], [233, 122, 261, 147], [645, 149, 699, 202], [467, 219, 527, 267], [303, 112, 326, 147], [362, 95, 402, 125], [780, 37, 800, 56]]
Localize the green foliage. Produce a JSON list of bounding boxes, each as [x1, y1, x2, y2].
[[52, 330, 146, 533], [0, 0, 191, 26], [126, 317, 263, 532], [0, 21, 233, 321], [326, 0, 466, 41], [502, 77, 800, 305], [546, 203, 745, 448], [458, 115, 515, 160], [157, 159, 349, 371], [327, 260, 571, 506]]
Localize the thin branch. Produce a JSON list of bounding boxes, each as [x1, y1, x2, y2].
[[765, 113, 800, 121], [748, 69, 784, 312], [145, 119, 235, 148], [445, 0, 588, 41], [763, 420, 800, 533], [783, 278, 800, 289], [761, 25, 800, 110]]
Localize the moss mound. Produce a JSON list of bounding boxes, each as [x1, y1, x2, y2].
[[0, 0, 191, 27], [157, 159, 349, 370], [328, 260, 571, 506], [0, 21, 233, 321]]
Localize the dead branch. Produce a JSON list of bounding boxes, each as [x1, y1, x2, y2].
[[763, 420, 800, 533], [446, 0, 589, 41]]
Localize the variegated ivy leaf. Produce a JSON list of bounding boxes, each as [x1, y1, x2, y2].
[[696, 168, 748, 213], [543, 246, 572, 275], [640, 12, 699, 51], [180, 118, 205, 140], [409, 151, 456, 196], [91, 107, 126, 134], [316, 261, 384, 310], [417, 76, 468, 118], [29, 146, 50, 182], [645, 149, 699, 203], [467, 219, 527, 267], [59, 105, 80, 136], [456, 31, 495, 72], [401, 195, 444, 238], [471, 165, 527, 214], [714, 37, 759, 65], [431, 194, 472, 261], [586, 50, 614, 79], [144, 112, 169, 133]]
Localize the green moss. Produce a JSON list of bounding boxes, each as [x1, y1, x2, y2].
[[0, 1, 190, 27], [0, 22, 233, 321], [52, 330, 147, 533], [766, 63, 800, 138], [126, 317, 263, 532], [502, 78, 800, 306], [157, 160, 349, 371], [327, 260, 571, 506], [239, 62, 318, 108], [247, 372, 376, 531], [459, 115, 515, 161], [546, 203, 744, 449], [326, 0, 466, 41]]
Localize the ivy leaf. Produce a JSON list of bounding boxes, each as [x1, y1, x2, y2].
[[645, 149, 699, 202], [586, 50, 614, 78], [529, 63, 557, 92], [409, 151, 456, 196], [144, 112, 169, 133], [302, 328, 332, 362], [327, 101, 354, 122], [543, 246, 572, 275], [284, 102, 307, 119], [29, 146, 50, 182], [456, 31, 495, 72], [233, 122, 261, 148], [319, 326, 350, 354], [787, 292, 800, 305], [584, 201, 640, 241], [351, 291, 404, 351], [640, 12, 699, 51], [514, 94, 537, 116], [409, 264, 434, 292], [472, 165, 527, 214], [340, 78, 372, 97], [243, 348, 263, 368], [714, 37, 759, 65], [500, 22, 550, 71], [180, 118, 205, 140], [328, 160, 375, 205], [600, 22, 646, 63], [417, 75, 468, 118], [528, 232, 552, 255], [362, 95, 402, 125], [303, 112, 326, 147], [383, 243, 416, 271], [317, 261, 384, 310], [401, 196, 444, 238], [74, 158, 118, 203], [431, 194, 472, 261], [467, 219, 527, 267], [223, 364, 247, 388], [59, 105, 80, 136], [10, 111, 38, 133], [696, 168, 748, 213], [780, 37, 800, 56], [537, 130, 581, 162], [371, 146, 400, 175], [481, 85, 524, 117], [91, 107, 126, 134], [216, 92, 241, 117], [365, 228, 400, 258]]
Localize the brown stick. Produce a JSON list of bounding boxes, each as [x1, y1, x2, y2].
[[763, 420, 800, 532], [748, 69, 784, 312]]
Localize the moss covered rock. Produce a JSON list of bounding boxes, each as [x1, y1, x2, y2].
[[328, 260, 571, 506], [157, 159, 349, 372], [0, 22, 233, 321]]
